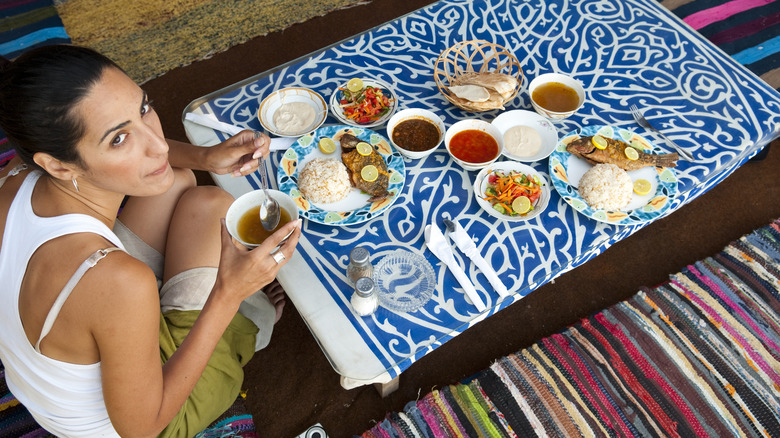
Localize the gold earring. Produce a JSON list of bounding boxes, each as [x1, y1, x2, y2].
[[72, 177, 79, 192]]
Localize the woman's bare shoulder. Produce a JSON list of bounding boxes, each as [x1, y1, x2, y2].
[[37, 234, 160, 318], [0, 157, 32, 242], [86, 249, 159, 305]]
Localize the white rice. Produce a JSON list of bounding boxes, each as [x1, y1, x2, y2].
[[298, 158, 352, 203], [578, 163, 633, 210]]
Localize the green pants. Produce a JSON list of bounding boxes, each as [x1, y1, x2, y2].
[[157, 310, 258, 438]]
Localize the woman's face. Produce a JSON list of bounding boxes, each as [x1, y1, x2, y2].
[[73, 67, 173, 197]]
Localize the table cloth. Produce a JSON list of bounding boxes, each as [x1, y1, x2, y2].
[[182, 0, 780, 387]]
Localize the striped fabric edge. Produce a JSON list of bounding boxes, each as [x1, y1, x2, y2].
[[195, 415, 257, 438], [357, 218, 780, 437], [0, 0, 70, 59], [661, 0, 780, 85]]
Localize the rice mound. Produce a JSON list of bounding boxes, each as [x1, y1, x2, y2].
[[578, 163, 633, 210], [298, 158, 352, 204]]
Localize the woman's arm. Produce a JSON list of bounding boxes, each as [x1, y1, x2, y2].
[[166, 130, 270, 177], [95, 219, 301, 437]]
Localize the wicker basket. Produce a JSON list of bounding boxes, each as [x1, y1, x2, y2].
[[434, 40, 523, 112]]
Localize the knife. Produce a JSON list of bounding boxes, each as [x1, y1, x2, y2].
[[425, 224, 487, 312], [184, 112, 295, 151], [443, 219, 510, 298]]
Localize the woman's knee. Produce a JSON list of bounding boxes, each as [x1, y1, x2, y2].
[[170, 168, 197, 196], [175, 185, 234, 222]]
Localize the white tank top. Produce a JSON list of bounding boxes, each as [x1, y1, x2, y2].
[[0, 170, 125, 437]]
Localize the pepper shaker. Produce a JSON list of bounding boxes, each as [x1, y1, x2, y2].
[[346, 246, 373, 286], [351, 277, 379, 316]]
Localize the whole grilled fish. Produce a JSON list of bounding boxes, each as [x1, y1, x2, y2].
[[340, 133, 390, 201], [566, 135, 677, 171]]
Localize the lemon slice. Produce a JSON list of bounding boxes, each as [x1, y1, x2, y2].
[[633, 178, 652, 195], [592, 135, 608, 150], [624, 147, 639, 160], [356, 141, 373, 156], [511, 196, 532, 215], [318, 137, 336, 154], [361, 165, 378, 182], [346, 78, 364, 93], [630, 139, 644, 151]]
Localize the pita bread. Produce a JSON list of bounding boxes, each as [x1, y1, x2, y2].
[[455, 72, 518, 100], [448, 84, 491, 102], [447, 88, 507, 110]]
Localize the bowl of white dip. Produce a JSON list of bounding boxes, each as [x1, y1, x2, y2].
[[491, 110, 559, 162], [258, 87, 328, 137]]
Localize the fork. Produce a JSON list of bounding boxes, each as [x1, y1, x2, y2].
[[629, 104, 694, 161]]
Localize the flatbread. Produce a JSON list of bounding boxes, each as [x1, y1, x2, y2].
[[456, 72, 518, 100], [448, 84, 490, 102], [447, 88, 507, 110]]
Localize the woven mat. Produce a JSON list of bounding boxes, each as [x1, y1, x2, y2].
[[359, 219, 780, 437], [660, 0, 780, 90], [53, 0, 370, 83]]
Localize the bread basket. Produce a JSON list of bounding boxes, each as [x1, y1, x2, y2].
[[434, 40, 523, 112]]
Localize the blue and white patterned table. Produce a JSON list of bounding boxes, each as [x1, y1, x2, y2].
[[182, 0, 780, 388]]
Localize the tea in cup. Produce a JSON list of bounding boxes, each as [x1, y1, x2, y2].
[[226, 189, 299, 248]]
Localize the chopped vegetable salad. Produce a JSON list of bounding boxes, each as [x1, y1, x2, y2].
[[483, 170, 543, 216], [339, 85, 393, 124]]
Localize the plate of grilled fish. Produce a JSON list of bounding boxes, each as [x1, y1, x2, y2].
[[277, 125, 406, 226], [548, 125, 679, 225]]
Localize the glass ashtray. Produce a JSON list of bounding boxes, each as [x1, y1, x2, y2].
[[373, 250, 435, 313]]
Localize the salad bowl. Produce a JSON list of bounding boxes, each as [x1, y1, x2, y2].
[[473, 161, 550, 222], [330, 78, 397, 128]]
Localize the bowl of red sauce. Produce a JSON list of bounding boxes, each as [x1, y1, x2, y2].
[[387, 108, 446, 159], [445, 119, 504, 171]]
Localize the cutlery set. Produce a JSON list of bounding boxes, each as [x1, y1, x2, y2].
[[425, 219, 510, 313]]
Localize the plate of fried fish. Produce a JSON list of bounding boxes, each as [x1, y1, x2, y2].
[[548, 125, 679, 225], [277, 125, 406, 226]]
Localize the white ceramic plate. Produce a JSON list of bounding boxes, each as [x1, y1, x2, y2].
[[329, 78, 398, 128], [258, 87, 328, 137], [548, 125, 679, 225], [491, 110, 559, 162], [473, 161, 551, 221], [277, 125, 406, 226]]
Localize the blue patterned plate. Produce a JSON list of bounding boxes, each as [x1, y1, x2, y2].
[[548, 125, 678, 225], [277, 125, 406, 226]]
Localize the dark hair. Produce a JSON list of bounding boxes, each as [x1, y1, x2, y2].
[[0, 45, 123, 171]]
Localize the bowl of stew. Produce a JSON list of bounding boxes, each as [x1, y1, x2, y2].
[[445, 119, 504, 171], [528, 73, 585, 120], [386, 108, 446, 159]]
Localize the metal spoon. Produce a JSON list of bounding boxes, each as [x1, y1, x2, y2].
[[256, 133, 280, 230]]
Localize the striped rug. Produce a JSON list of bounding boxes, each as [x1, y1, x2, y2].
[[661, 0, 780, 90], [0, 0, 70, 60], [358, 219, 780, 437]]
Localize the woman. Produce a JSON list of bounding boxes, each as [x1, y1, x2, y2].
[[0, 45, 301, 437]]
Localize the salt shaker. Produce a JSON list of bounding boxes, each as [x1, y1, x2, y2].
[[346, 246, 373, 286], [351, 277, 379, 316]]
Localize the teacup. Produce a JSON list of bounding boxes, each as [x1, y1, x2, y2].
[[528, 73, 585, 120], [226, 189, 299, 249]]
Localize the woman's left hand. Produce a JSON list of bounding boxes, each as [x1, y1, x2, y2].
[[205, 130, 270, 176]]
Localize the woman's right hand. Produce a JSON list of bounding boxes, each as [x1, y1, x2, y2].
[[213, 218, 302, 305]]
